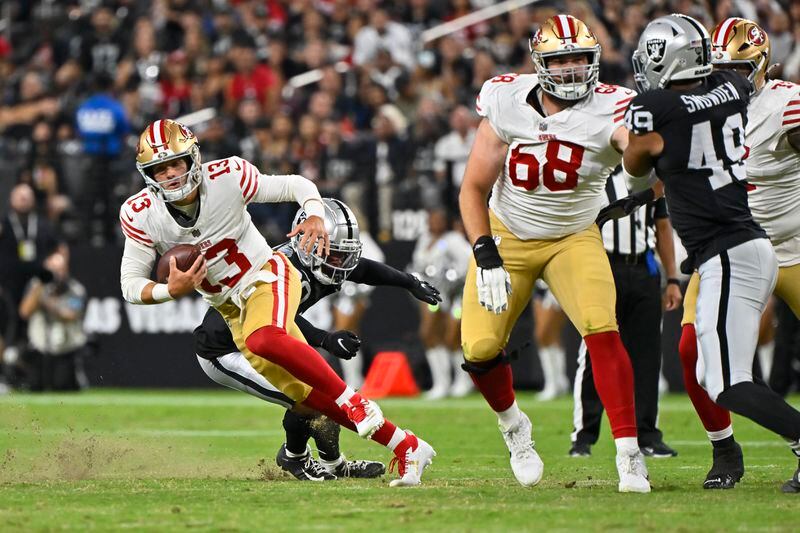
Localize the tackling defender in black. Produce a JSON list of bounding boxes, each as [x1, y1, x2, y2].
[[194, 198, 441, 481], [622, 14, 800, 492]]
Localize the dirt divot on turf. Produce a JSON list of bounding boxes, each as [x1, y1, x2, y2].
[[256, 458, 291, 481], [0, 424, 244, 482]]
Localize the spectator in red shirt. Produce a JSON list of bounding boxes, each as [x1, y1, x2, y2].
[[160, 50, 193, 118], [225, 34, 278, 115]]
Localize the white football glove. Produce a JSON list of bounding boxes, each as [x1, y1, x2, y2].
[[476, 266, 512, 314]]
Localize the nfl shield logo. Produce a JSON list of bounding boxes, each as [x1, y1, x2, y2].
[[646, 39, 667, 63]]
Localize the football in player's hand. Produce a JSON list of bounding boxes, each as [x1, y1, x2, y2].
[[156, 244, 202, 283]]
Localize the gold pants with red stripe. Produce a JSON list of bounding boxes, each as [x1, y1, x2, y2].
[[682, 263, 800, 325], [461, 211, 618, 363], [216, 252, 312, 402]]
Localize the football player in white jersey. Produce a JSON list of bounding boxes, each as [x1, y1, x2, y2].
[[119, 119, 435, 487], [676, 18, 800, 492], [459, 14, 649, 492]]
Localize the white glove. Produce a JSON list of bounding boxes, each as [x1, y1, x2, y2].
[[476, 266, 512, 314]]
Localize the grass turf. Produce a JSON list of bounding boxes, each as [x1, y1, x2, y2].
[[0, 390, 797, 532]]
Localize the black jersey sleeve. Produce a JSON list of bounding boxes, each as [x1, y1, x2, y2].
[[295, 314, 327, 347], [347, 258, 415, 288], [194, 308, 238, 359]]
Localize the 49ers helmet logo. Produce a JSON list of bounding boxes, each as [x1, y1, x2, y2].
[[747, 26, 765, 46], [531, 28, 544, 46]]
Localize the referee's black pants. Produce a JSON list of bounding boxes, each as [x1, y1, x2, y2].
[[572, 253, 664, 447]]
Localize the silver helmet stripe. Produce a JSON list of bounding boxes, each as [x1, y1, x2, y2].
[[331, 198, 353, 240], [678, 14, 709, 65]]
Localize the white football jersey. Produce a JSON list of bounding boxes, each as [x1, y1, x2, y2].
[[745, 79, 800, 263], [476, 73, 633, 240], [120, 156, 288, 307]]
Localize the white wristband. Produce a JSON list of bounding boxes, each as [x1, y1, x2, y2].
[[303, 198, 326, 219], [621, 162, 656, 192], [151, 283, 174, 303]]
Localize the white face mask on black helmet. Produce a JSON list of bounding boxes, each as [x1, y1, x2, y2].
[[632, 13, 713, 93], [291, 198, 363, 286]]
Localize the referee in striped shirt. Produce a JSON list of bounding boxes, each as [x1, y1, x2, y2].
[[570, 169, 683, 458]]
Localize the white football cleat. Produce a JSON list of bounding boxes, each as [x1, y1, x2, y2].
[[500, 412, 544, 487], [341, 394, 384, 438], [617, 449, 651, 493], [389, 432, 436, 487]]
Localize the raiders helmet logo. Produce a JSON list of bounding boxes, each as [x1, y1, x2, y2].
[[747, 26, 765, 46], [646, 38, 667, 63]]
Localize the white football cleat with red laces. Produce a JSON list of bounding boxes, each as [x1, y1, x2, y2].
[[341, 394, 385, 438], [389, 432, 436, 487]]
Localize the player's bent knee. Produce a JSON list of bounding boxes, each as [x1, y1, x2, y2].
[[463, 337, 505, 363], [701, 375, 724, 403], [579, 306, 616, 336]]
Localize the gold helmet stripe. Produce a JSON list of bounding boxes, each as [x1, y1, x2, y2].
[[713, 17, 741, 47]]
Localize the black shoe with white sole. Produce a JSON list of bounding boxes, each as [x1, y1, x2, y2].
[[328, 457, 386, 479], [568, 442, 591, 457], [781, 459, 800, 493], [640, 441, 678, 458], [276, 444, 337, 481], [703, 441, 744, 489]]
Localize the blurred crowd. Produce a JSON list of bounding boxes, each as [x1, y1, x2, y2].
[[3, 0, 800, 246], [3, 0, 800, 391]]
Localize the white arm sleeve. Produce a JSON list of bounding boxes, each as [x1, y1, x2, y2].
[[621, 162, 657, 192], [120, 238, 157, 304], [252, 173, 325, 218]]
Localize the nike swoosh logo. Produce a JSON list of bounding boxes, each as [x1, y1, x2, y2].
[[337, 338, 351, 352], [125, 213, 134, 222], [628, 104, 643, 111], [234, 160, 242, 171], [474, 243, 485, 250]]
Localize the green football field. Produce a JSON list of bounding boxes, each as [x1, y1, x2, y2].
[[0, 390, 797, 532]]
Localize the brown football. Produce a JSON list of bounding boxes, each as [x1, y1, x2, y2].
[[156, 244, 202, 283]]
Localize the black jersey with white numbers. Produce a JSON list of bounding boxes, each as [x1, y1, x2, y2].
[[625, 70, 766, 272]]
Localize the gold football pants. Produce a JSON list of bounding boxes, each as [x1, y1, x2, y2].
[[216, 252, 312, 402], [462, 211, 618, 363]]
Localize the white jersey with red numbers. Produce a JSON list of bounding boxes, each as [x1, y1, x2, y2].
[[745, 79, 800, 266], [120, 156, 289, 307], [475, 73, 634, 240]]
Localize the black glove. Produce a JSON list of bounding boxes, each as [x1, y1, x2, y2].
[[595, 188, 655, 227], [321, 330, 362, 360], [409, 275, 442, 305]]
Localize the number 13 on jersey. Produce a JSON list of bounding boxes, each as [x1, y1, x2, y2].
[[507, 140, 585, 192]]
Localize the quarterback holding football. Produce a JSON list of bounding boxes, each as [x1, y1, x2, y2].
[[119, 120, 435, 487]]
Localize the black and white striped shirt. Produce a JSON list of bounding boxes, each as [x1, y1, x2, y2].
[[601, 169, 669, 256]]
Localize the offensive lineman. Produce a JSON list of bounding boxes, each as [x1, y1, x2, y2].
[[194, 198, 441, 481], [623, 13, 800, 492], [119, 120, 435, 487], [459, 14, 649, 492], [677, 18, 800, 491]]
